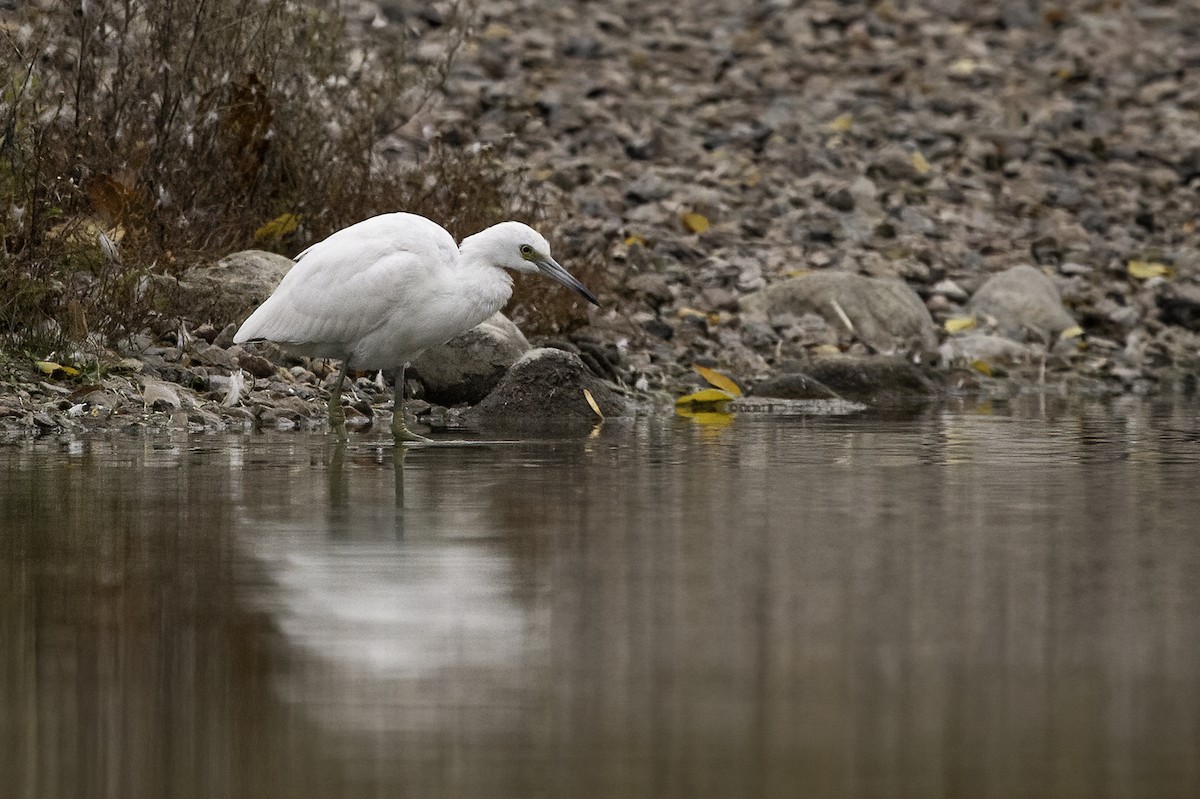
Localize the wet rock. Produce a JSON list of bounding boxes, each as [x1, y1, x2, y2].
[[801, 356, 939, 404], [966, 264, 1078, 341], [467, 348, 629, 425], [751, 373, 842, 400], [410, 312, 531, 405], [740, 271, 937, 354]]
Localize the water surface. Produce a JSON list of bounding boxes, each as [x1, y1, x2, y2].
[[2, 395, 1199, 798]]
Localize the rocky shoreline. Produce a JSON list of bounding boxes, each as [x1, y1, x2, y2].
[[3, 0, 1199, 435]]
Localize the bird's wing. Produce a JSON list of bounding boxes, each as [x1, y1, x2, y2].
[[235, 216, 458, 361]]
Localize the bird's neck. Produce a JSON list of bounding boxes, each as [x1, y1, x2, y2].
[[457, 245, 515, 319]]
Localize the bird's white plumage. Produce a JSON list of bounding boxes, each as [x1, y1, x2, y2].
[[235, 213, 524, 369], [233, 211, 594, 440]]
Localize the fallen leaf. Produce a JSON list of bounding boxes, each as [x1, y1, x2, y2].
[[1059, 325, 1084, 340], [1127, 260, 1172, 280], [624, 234, 647, 247], [693, 365, 743, 397], [970, 360, 992, 376], [812, 344, 841, 355], [680, 212, 710, 234], [34, 360, 80, 378], [911, 151, 932, 175], [583, 388, 604, 419], [254, 213, 301, 243], [829, 114, 854, 132], [674, 388, 735, 408], [944, 316, 977, 333]]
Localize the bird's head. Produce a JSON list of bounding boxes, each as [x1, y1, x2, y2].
[[462, 221, 599, 306]]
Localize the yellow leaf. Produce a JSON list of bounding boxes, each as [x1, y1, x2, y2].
[[674, 388, 735, 408], [911, 151, 932, 175], [254, 213, 301, 243], [680, 212, 710, 234], [970, 360, 992, 376], [784, 269, 812, 279], [675, 408, 734, 427], [1127, 260, 1173, 280], [624, 234, 647, 246], [693, 365, 743, 397], [829, 114, 854, 132], [583, 388, 604, 419], [944, 316, 976, 333], [1059, 325, 1084, 340], [812, 344, 841, 355], [34, 360, 80, 377]]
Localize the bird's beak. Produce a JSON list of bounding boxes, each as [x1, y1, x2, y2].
[[537, 258, 600, 306]]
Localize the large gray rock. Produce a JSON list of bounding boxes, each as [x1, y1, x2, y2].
[[966, 264, 1078, 341], [740, 271, 937, 353], [410, 312, 531, 405], [173, 250, 294, 326], [466, 348, 628, 425]]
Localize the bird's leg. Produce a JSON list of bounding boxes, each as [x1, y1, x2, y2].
[[392, 365, 433, 444], [328, 361, 349, 441]]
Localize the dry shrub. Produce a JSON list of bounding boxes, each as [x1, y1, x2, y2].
[[0, 0, 475, 351]]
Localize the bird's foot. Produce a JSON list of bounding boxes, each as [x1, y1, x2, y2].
[[392, 416, 434, 445], [328, 402, 349, 441]]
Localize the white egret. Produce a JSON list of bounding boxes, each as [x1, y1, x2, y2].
[[234, 213, 598, 441]]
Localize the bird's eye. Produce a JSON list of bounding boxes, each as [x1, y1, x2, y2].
[[519, 244, 533, 257]]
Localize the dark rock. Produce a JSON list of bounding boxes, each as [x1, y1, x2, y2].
[[192, 342, 236, 370], [752, 373, 842, 400], [824, 186, 856, 212], [1158, 283, 1200, 331], [230, 347, 279, 379], [802, 356, 939, 404], [467, 348, 629, 426]]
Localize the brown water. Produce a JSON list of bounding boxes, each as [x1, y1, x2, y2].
[[2, 395, 1199, 798]]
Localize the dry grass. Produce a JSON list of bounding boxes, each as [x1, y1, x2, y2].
[[0, 0, 485, 352]]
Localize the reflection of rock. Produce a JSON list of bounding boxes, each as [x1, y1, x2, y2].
[[752, 357, 936, 404], [966, 264, 1077, 340], [467, 348, 629, 424], [741, 271, 937, 353], [173, 250, 294, 326], [410, 312, 531, 405]]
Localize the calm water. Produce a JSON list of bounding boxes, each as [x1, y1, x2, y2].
[[2, 395, 1199, 798]]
